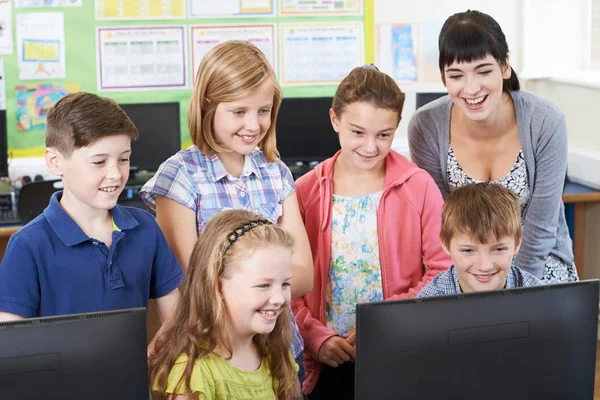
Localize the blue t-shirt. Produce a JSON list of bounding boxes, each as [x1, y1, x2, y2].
[[0, 191, 184, 318]]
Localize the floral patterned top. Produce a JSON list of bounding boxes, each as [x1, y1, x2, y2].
[[447, 144, 531, 211], [325, 192, 383, 335]]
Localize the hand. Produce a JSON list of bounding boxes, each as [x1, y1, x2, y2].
[[317, 336, 355, 368], [342, 327, 356, 347]]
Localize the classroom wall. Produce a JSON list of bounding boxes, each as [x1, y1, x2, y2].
[[524, 80, 600, 151]]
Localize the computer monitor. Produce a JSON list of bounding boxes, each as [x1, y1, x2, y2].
[[275, 97, 340, 163], [416, 92, 447, 109], [119, 102, 181, 173], [0, 308, 149, 399], [356, 280, 599, 400], [0, 109, 8, 178]]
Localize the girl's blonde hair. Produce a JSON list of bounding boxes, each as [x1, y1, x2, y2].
[[189, 40, 282, 162], [149, 209, 300, 400]]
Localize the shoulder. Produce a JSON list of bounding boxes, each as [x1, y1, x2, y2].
[[253, 150, 291, 177], [386, 151, 431, 181], [385, 151, 442, 201], [511, 265, 542, 287], [409, 96, 452, 131], [120, 206, 159, 228], [162, 146, 209, 174], [9, 214, 53, 249], [417, 267, 456, 298], [511, 90, 565, 125], [295, 158, 333, 205], [164, 354, 216, 395]]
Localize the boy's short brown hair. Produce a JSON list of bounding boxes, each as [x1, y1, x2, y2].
[[440, 182, 522, 247], [45, 92, 139, 157]]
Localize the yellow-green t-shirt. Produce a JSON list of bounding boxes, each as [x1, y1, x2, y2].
[[159, 352, 298, 399]]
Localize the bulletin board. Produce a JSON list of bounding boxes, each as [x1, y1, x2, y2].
[[2, 0, 374, 158]]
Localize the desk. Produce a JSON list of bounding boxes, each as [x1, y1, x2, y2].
[[563, 181, 600, 279], [0, 225, 21, 260]]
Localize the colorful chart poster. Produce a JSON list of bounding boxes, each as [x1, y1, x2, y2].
[[16, 12, 66, 80], [16, 83, 79, 132], [190, 25, 275, 80], [96, 0, 185, 20], [378, 23, 417, 82], [0, 0, 14, 55], [97, 26, 187, 91], [189, 0, 273, 18], [279, 0, 362, 16], [280, 23, 363, 86], [16, 0, 82, 7]]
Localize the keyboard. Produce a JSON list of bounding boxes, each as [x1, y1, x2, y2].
[[0, 208, 20, 225]]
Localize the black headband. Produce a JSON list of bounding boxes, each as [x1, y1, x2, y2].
[[224, 219, 272, 253]]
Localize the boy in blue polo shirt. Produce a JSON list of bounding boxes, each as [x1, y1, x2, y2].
[[417, 182, 541, 298], [0, 92, 184, 328]]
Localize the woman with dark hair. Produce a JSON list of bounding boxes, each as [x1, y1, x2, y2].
[[408, 10, 576, 283]]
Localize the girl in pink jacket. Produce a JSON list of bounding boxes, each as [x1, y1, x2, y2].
[[291, 65, 451, 397]]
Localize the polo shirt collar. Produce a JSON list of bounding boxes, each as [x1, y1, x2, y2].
[[43, 191, 139, 247], [204, 150, 265, 182]]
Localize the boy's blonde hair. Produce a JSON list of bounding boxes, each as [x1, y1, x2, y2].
[[188, 40, 282, 162], [149, 209, 300, 400], [440, 182, 522, 246], [45, 92, 139, 157], [331, 65, 406, 123]]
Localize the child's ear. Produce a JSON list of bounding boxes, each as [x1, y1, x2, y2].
[[45, 147, 63, 177], [440, 238, 451, 256], [514, 237, 523, 254], [329, 108, 340, 133], [218, 278, 225, 300]]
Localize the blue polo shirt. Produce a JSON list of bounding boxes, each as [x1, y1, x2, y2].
[[0, 191, 184, 318]]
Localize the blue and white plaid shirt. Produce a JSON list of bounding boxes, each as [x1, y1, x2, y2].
[[416, 265, 542, 298], [140, 146, 304, 358]]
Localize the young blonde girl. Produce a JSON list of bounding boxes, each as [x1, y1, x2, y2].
[[292, 66, 451, 397], [140, 40, 313, 378], [149, 209, 301, 399]]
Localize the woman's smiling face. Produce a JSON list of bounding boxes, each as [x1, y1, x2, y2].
[[443, 54, 511, 123]]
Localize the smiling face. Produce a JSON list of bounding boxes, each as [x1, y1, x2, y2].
[[445, 232, 521, 293], [212, 81, 274, 160], [330, 101, 399, 174], [47, 134, 131, 214], [443, 54, 511, 122], [220, 245, 293, 342]]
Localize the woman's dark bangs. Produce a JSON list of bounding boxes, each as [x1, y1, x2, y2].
[[439, 25, 500, 70]]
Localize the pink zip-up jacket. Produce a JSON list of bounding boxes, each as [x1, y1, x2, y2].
[[291, 150, 451, 394]]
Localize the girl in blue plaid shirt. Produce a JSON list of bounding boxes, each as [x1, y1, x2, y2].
[[140, 40, 313, 382]]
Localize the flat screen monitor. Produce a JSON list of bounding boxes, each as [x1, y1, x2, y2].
[[275, 97, 340, 163], [0, 109, 8, 177], [119, 102, 181, 173], [416, 92, 447, 109], [0, 308, 149, 399], [356, 280, 599, 400]]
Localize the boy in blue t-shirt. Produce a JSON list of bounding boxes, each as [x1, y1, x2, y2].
[[418, 182, 541, 298], [0, 93, 184, 333]]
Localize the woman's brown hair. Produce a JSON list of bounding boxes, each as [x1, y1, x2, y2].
[[188, 40, 282, 162], [149, 209, 300, 400]]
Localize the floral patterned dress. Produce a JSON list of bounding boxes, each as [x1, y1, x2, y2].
[[325, 192, 383, 335], [447, 145, 578, 283]]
